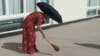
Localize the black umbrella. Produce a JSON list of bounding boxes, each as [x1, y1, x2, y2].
[[36, 2, 62, 23]]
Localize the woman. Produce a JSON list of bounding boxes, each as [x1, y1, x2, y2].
[[22, 2, 62, 54], [22, 11, 50, 54]]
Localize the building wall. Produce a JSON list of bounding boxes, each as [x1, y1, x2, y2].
[[0, 0, 50, 34], [53, 0, 87, 23], [0, 0, 100, 34], [53, 0, 100, 23]]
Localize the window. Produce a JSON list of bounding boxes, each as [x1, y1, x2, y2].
[[87, 9, 97, 15], [88, 0, 97, 7], [98, 0, 100, 14], [9, 0, 23, 14], [0, 0, 51, 34], [87, 0, 100, 16], [25, 0, 49, 12], [0, 0, 5, 15], [0, 18, 23, 32], [98, 8, 100, 14], [26, 0, 36, 12], [98, 0, 100, 6], [41, 0, 49, 3]]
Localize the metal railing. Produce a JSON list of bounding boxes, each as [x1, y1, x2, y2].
[[0, 12, 52, 35], [0, 13, 28, 35]]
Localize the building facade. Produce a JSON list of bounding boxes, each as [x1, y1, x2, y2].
[[0, 0, 52, 34], [54, 0, 100, 23], [0, 0, 100, 34]]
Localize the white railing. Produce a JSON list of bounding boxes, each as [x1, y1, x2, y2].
[[0, 13, 29, 35], [0, 13, 30, 21], [0, 29, 22, 35], [0, 13, 52, 35]]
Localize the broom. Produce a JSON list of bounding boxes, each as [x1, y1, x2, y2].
[[44, 36, 60, 52]]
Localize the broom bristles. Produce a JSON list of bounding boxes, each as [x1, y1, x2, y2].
[[44, 37, 60, 52], [50, 43, 60, 51]]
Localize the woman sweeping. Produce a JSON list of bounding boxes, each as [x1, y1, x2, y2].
[[22, 2, 62, 54]]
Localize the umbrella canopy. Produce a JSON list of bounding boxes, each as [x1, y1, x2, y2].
[[36, 2, 62, 23]]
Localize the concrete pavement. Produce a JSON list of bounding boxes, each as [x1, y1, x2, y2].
[[0, 17, 100, 56]]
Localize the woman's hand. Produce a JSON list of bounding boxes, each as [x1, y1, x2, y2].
[[37, 25, 46, 38]]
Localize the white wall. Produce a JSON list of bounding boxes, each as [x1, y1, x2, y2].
[[53, 0, 87, 23]]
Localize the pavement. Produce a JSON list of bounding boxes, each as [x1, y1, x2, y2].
[[0, 17, 100, 56]]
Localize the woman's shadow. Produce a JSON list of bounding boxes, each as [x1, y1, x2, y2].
[[1, 42, 22, 53], [2, 42, 53, 55]]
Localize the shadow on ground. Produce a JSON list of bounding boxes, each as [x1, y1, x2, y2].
[[2, 42, 22, 53], [1, 42, 53, 55], [74, 43, 100, 49]]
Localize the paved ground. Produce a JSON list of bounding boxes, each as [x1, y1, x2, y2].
[[0, 17, 100, 56]]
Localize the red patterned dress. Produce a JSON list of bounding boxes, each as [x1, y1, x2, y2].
[[22, 11, 44, 53]]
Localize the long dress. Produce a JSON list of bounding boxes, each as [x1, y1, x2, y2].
[[22, 11, 44, 53]]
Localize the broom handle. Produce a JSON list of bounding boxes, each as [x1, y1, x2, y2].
[[37, 26, 55, 47], [43, 36, 53, 44]]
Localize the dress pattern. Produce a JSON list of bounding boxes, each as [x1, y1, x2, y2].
[[22, 12, 44, 53]]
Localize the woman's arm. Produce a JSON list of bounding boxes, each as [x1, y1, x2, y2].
[[37, 25, 46, 38], [37, 25, 60, 51]]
